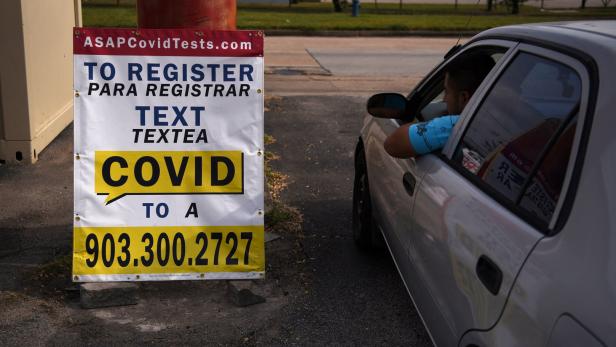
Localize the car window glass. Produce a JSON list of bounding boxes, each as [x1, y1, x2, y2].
[[453, 52, 581, 215], [519, 119, 577, 224]]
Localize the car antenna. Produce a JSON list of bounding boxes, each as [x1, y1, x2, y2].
[[445, 0, 481, 59], [455, 0, 483, 47]]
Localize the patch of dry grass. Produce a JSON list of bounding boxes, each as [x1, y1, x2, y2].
[[264, 129, 303, 234]]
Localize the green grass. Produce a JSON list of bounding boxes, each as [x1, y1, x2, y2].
[[240, 2, 543, 15], [82, 2, 616, 31], [238, 11, 572, 31], [83, 6, 137, 27]]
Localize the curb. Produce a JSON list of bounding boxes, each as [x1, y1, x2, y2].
[[262, 29, 479, 37]]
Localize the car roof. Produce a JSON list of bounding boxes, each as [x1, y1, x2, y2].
[[474, 20, 616, 49], [472, 20, 616, 78], [551, 20, 616, 38]]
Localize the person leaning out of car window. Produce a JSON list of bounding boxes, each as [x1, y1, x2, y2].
[[384, 53, 495, 158]]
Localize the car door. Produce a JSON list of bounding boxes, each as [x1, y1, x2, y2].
[[407, 44, 587, 346], [364, 39, 515, 344], [364, 46, 467, 265], [364, 108, 428, 276]]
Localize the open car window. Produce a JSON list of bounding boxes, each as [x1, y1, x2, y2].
[[415, 47, 507, 122]]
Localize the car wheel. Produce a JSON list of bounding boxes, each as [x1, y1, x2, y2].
[[352, 145, 379, 250]]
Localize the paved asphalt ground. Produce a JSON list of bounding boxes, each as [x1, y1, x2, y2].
[[0, 37, 449, 345], [259, 95, 432, 346], [265, 36, 459, 96], [250, 37, 455, 345]]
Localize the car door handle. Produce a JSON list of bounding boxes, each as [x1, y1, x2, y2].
[[476, 255, 503, 295], [402, 172, 416, 196]]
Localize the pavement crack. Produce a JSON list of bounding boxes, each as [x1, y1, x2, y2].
[[304, 48, 332, 76]]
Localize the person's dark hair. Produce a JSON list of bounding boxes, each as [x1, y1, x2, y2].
[[445, 52, 495, 94]]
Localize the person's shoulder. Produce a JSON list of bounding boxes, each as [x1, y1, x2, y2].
[[430, 115, 459, 126]]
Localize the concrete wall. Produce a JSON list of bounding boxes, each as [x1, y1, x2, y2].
[[0, 0, 81, 163]]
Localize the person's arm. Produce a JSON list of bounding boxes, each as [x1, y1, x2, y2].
[[384, 123, 417, 158], [384, 116, 459, 159]]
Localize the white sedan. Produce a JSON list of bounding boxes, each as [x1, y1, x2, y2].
[[353, 21, 616, 347]]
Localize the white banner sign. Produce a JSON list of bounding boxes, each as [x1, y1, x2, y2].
[[72, 28, 264, 282]]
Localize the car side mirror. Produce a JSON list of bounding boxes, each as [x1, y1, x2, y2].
[[366, 93, 408, 119]]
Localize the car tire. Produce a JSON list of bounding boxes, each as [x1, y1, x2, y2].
[[352, 145, 380, 250]]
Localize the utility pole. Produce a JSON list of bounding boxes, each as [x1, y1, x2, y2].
[[136, 0, 237, 30], [352, 0, 361, 16]]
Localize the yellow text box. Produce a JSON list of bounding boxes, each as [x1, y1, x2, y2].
[[95, 151, 244, 203], [73, 226, 265, 276]]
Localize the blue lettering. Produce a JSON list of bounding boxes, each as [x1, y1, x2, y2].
[[191, 106, 205, 126], [208, 64, 220, 82], [240, 64, 254, 82], [171, 107, 188, 126], [163, 64, 178, 81], [128, 63, 143, 81], [84, 62, 97, 80], [223, 64, 235, 81], [191, 64, 204, 81], [143, 202, 154, 218], [100, 62, 116, 81], [154, 106, 169, 126], [135, 106, 150, 126], [147, 63, 160, 81]]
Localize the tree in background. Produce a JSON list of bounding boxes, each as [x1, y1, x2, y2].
[[512, 0, 519, 13], [333, 0, 343, 12], [499, 0, 520, 14]]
